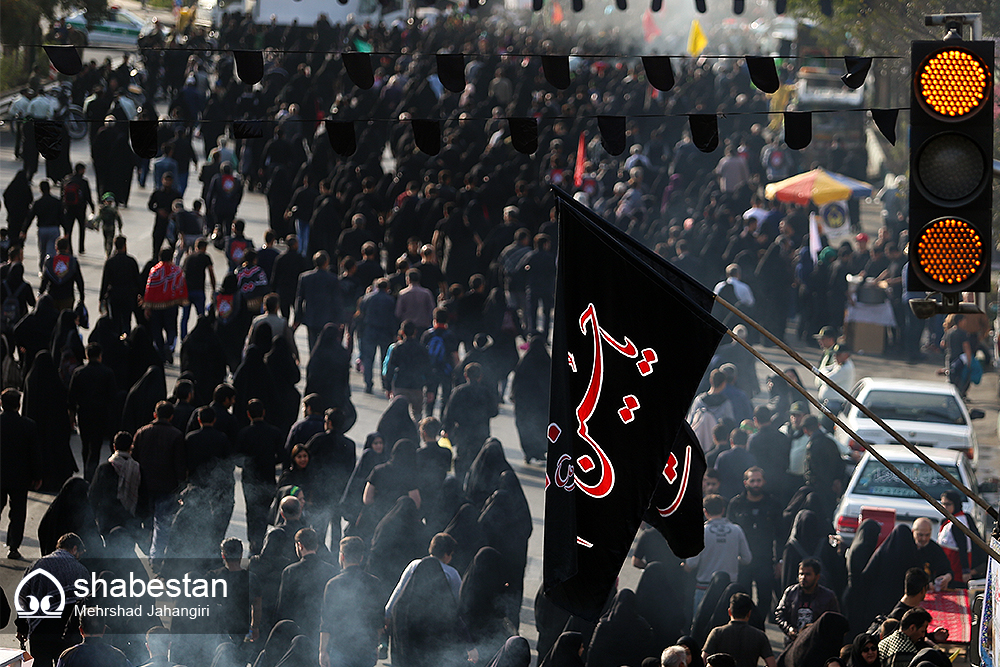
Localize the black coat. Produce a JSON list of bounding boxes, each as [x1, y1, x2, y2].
[[0, 410, 41, 489], [275, 552, 339, 638]]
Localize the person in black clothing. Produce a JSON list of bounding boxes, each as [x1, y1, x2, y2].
[[520, 234, 556, 336], [207, 537, 258, 642], [442, 363, 499, 482], [275, 527, 339, 640], [319, 535, 384, 667], [727, 467, 782, 615], [237, 399, 283, 555], [270, 236, 312, 320], [802, 415, 844, 518], [415, 417, 453, 530], [55, 612, 132, 667], [40, 235, 85, 313], [747, 406, 792, 506], [287, 173, 320, 255], [421, 308, 460, 419], [304, 408, 356, 544], [0, 388, 42, 559], [251, 496, 308, 633], [185, 405, 234, 547], [168, 378, 196, 434], [60, 163, 95, 255], [100, 235, 142, 335], [68, 343, 118, 481], [87, 431, 143, 538], [3, 170, 33, 241], [21, 179, 63, 274], [384, 320, 431, 422], [148, 172, 181, 260]]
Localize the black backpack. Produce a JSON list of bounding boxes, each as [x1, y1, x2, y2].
[[1, 280, 26, 327]]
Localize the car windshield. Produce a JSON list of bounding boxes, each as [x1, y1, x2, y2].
[[862, 390, 966, 425], [853, 459, 963, 499]]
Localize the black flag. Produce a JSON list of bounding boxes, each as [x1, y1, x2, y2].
[[543, 191, 725, 620]]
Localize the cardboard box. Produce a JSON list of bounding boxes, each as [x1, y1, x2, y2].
[[849, 321, 884, 355]]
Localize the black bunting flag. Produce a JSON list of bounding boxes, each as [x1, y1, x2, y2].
[[543, 191, 725, 621]]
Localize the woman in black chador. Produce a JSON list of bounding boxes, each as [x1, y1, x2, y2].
[[510, 334, 550, 463], [23, 349, 76, 491]]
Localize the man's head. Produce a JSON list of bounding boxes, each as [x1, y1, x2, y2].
[[813, 326, 837, 349], [419, 417, 441, 443], [703, 468, 720, 495], [303, 393, 323, 415], [0, 388, 21, 413], [904, 567, 930, 598], [703, 494, 727, 519], [464, 362, 483, 383], [744, 467, 765, 496], [197, 405, 216, 427], [213, 383, 236, 407], [55, 236, 70, 254], [263, 293, 279, 314], [406, 268, 421, 285], [708, 369, 727, 392], [730, 429, 748, 449], [753, 405, 772, 427], [314, 250, 330, 269], [247, 398, 265, 422], [279, 496, 302, 521], [113, 431, 133, 453], [833, 344, 851, 364], [340, 535, 366, 567], [429, 532, 457, 563], [221, 537, 243, 563], [79, 611, 106, 637], [661, 646, 688, 667], [294, 527, 319, 558], [161, 172, 174, 190], [56, 532, 86, 558], [401, 320, 417, 339], [159, 247, 173, 264], [801, 415, 820, 435], [154, 400, 174, 422], [145, 626, 171, 659], [899, 608, 932, 643], [729, 592, 755, 621], [912, 518, 934, 548], [798, 559, 821, 592], [788, 402, 809, 427]]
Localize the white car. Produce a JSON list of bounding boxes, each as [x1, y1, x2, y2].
[[833, 445, 985, 545], [63, 7, 156, 46], [833, 377, 984, 463]]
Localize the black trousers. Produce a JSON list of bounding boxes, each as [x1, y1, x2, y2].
[[1, 485, 28, 549]]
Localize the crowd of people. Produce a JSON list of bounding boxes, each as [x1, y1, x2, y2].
[[0, 4, 988, 667]]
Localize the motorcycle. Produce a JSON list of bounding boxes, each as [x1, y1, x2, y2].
[[50, 82, 87, 140]]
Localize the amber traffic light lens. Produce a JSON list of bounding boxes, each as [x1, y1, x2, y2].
[[917, 48, 991, 119], [915, 217, 985, 287]]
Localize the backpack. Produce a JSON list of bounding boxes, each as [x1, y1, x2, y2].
[[227, 238, 250, 265], [689, 406, 718, 453], [426, 331, 452, 376], [220, 173, 236, 195], [1, 280, 26, 327], [64, 180, 82, 206]]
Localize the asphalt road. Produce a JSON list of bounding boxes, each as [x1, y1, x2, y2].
[[0, 130, 997, 660]]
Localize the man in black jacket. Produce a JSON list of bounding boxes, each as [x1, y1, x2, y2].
[[275, 527, 339, 640], [305, 408, 356, 544], [727, 467, 782, 615], [61, 163, 95, 254], [320, 536, 383, 667], [442, 363, 499, 481], [185, 403, 235, 547], [270, 235, 312, 320], [100, 235, 142, 335], [68, 343, 118, 481], [237, 399, 283, 555], [0, 388, 42, 559], [21, 179, 62, 273], [383, 320, 430, 422], [148, 172, 181, 260]]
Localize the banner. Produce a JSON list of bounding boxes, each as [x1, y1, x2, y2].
[[543, 191, 725, 620]]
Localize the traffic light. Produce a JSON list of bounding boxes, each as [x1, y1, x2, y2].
[[908, 40, 993, 293]]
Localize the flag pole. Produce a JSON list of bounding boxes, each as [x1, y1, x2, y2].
[[721, 324, 1000, 564], [714, 294, 1000, 523]]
